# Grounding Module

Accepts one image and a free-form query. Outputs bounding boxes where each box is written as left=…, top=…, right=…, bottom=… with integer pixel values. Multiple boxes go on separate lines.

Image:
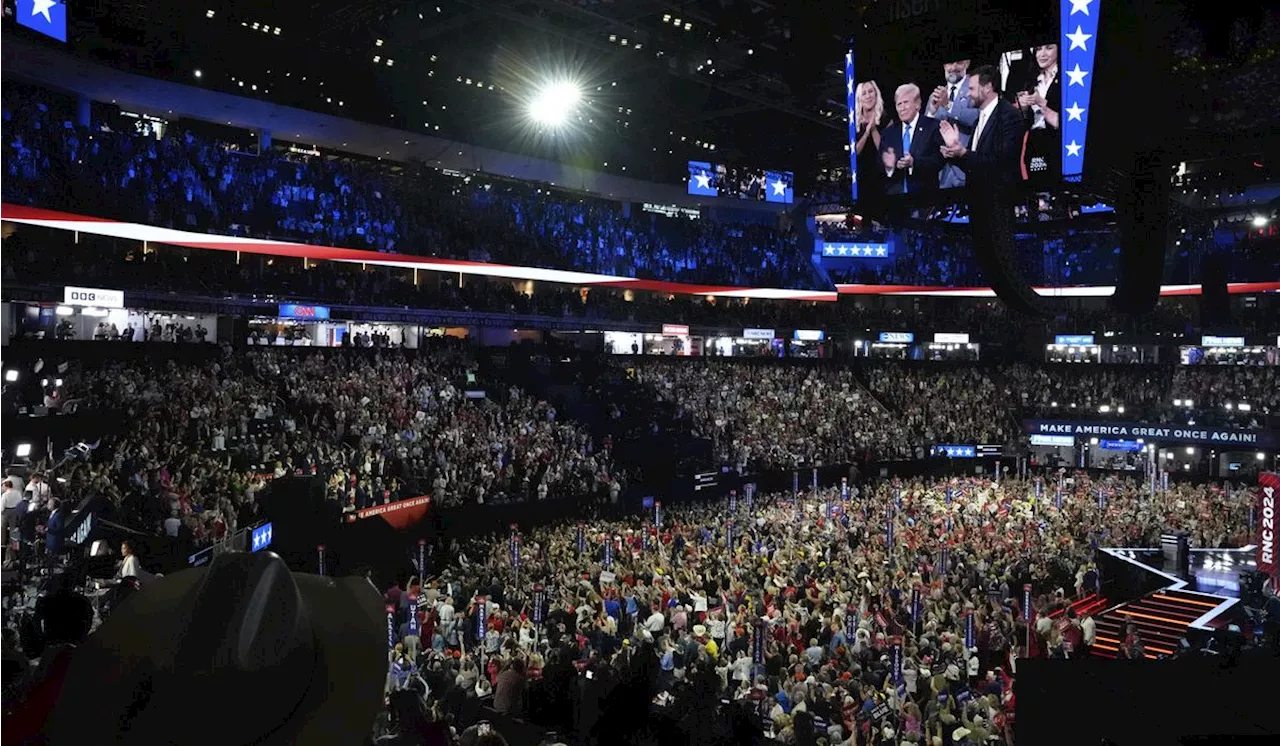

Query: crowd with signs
left=377, top=471, right=1254, bottom=744
left=17, top=345, right=619, bottom=562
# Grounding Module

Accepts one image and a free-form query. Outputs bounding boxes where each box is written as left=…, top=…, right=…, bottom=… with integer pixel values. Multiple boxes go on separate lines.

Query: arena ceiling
left=63, top=0, right=868, bottom=184
left=17, top=1, right=1277, bottom=190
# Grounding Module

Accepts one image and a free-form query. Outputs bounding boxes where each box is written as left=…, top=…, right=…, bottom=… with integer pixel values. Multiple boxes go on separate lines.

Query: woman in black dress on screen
left=1012, top=43, right=1061, bottom=186
left=853, top=80, right=889, bottom=199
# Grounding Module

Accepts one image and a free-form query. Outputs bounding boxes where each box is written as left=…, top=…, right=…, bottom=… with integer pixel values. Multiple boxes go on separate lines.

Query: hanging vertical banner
left=844, top=45, right=858, bottom=202
left=726, top=521, right=734, bottom=550
left=318, top=545, right=327, bottom=577
left=655, top=501, right=662, bottom=528
left=511, top=534, right=521, bottom=573
left=812, top=468, right=818, bottom=494
left=477, top=595, right=488, bottom=638
left=895, top=489, right=902, bottom=510
left=417, top=539, right=428, bottom=577
left=885, top=515, right=894, bottom=549
left=1161, top=471, right=1169, bottom=491
left=845, top=606, right=858, bottom=640
left=603, top=536, right=614, bottom=569
left=576, top=523, right=586, bottom=555
left=910, top=587, right=921, bottom=625
left=890, top=637, right=904, bottom=685
left=793, top=471, right=799, bottom=501
left=825, top=497, right=833, bottom=521
left=994, top=460, right=1001, bottom=486
left=1055, top=489, right=1063, bottom=511
left=407, top=594, right=420, bottom=637
left=965, top=612, right=976, bottom=649
left=745, top=482, right=755, bottom=511
left=945, top=487, right=953, bottom=505
left=1035, top=480, right=1043, bottom=499
left=939, top=547, right=949, bottom=576
left=753, top=619, right=767, bottom=668
left=1258, top=472, right=1278, bottom=587
left=1023, top=583, right=1034, bottom=626
left=729, top=489, right=737, bottom=513
left=1097, top=488, right=1106, bottom=510
left=841, top=478, right=850, bottom=501
left=533, top=585, right=546, bottom=626
left=386, top=604, right=397, bottom=650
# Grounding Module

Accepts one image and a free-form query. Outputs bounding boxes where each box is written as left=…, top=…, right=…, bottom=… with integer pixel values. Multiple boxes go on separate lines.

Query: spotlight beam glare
left=528, top=81, right=583, bottom=127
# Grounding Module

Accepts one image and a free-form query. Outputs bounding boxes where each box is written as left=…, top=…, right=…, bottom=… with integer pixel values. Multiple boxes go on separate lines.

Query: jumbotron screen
left=687, top=161, right=795, bottom=204
left=845, top=0, right=1099, bottom=201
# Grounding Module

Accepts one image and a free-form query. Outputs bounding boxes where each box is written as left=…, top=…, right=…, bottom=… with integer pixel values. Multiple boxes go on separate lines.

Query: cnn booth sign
left=63, top=286, right=125, bottom=309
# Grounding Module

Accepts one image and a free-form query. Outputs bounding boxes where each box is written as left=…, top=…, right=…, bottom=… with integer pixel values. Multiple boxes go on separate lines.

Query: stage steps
left=1090, top=589, right=1219, bottom=659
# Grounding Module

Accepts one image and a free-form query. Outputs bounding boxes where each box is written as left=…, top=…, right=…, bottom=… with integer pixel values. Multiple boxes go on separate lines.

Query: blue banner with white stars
left=844, top=46, right=858, bottom=202
left=251, top=522, right=273, bottom=552
left=822, top=242, right=891, bottom=259
left=932, top=445, right=977, bottom=459
left=1061, top=0, right=1100, bottom=179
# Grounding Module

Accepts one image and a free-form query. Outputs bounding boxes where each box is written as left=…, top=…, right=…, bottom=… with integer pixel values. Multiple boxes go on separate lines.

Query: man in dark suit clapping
left=879, top=83, right=944, bottom=195
left=938, top=65, right=1027, bottom=188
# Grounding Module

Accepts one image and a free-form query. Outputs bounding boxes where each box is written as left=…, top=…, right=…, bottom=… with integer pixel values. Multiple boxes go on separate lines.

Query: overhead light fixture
left=3, top=370, right=17, bottom=382
left=15, top=444, right=32, bottom=458
left=194, top=69, right=203, bottom=79
left=206, top=9, right=215, bottom=18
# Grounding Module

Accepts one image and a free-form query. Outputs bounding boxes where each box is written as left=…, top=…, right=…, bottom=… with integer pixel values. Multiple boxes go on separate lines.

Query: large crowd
left=620, top=359, right=1275, bottom=472
left=5, top=344, right=622, bottom=566
left=2, top=83, right=815, bottom=289
left=2, top=339, right=1275, bottom=744
left=362, top=471, right=1255, bottom=744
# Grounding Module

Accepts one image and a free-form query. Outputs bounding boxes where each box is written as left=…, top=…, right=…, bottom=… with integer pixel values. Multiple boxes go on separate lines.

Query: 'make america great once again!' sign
left=1023, top=420, right=1277, bottom=449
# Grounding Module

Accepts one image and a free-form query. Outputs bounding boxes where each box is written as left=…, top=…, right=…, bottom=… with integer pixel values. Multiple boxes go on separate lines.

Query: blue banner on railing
left=251, top=522, right=273, bottom=552
left=933, top=445, right=977, bottom=458
left=1099, top=439, right=1144, bottom=452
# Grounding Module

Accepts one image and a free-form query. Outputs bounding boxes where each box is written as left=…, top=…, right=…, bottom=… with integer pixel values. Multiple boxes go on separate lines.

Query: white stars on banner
left=1061, top=0, right=1100, bottom=178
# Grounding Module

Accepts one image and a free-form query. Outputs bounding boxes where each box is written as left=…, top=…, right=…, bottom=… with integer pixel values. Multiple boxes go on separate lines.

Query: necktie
left=972, top=110, right=987, bottom=153
left=948, top=84, right=958, bottom=106
left=902, top=123, right=913, bottom=193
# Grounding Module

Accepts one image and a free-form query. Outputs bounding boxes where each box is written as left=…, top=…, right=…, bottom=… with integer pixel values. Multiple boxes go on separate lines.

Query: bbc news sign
left=1259, top=472, right=1278, bottom=586
left=63, top=286, right=125, bottom=309
left=1024, top=420, right=1276, bottom=448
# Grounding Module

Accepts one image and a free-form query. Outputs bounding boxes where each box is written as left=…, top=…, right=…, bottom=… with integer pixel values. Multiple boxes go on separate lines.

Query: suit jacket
left=879, top=116, right=944, bottom=195
left=927, top=77, right=980, bottom=188
left=954, top=99, right=1026, bottom=187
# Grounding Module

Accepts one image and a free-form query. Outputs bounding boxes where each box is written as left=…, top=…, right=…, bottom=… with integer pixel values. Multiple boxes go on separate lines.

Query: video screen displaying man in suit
left=925, top=59, right=979, bottom=189
left=938, top=64, right=1028, bottom=187
left=878, top=83, right=944, bottom=196
left=859, top=46, right=1042, bottom=197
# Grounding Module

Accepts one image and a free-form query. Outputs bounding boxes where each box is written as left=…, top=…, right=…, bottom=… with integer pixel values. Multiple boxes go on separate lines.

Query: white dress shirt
left=970, top=97, right=999, bottom=152
left=1032, top=67, right=1057, bottom=129
left=887, top=115, right=920, bottom=177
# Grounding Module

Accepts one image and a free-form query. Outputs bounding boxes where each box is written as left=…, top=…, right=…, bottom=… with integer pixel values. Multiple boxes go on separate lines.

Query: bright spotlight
left=3, top=370, right=17, bottom=383
left=1252, top=215, right=1269, bottom=227
left=15, top=443, right=32, bottom=459
left=527, top=81, right=582, bottom=127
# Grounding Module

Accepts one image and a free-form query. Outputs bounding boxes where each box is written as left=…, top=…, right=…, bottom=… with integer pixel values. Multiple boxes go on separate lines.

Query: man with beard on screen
left=926, top=59, right=980, bottom=188
left=938, top=65, right=1026, bottom=188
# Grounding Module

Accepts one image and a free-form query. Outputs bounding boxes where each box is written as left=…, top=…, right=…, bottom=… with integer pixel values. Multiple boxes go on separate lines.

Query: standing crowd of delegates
left=15, top=343, right=620, bottom=567
left=377, top=471, right=1254, bottom=745
left=631, top=361, right=916, bottom=471
left=2, top=82, right=814, bottom=289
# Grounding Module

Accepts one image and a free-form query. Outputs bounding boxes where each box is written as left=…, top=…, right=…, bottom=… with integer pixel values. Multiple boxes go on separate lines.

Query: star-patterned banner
left=821, top=242, right=891, bottom=258
left=251, top=522, right=273, bottom=552
left=1061, top=0, right=1100, bottom=179
left=844, top=46, right=858, bottom=202
left=931, top=445, right=978, bottom=459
